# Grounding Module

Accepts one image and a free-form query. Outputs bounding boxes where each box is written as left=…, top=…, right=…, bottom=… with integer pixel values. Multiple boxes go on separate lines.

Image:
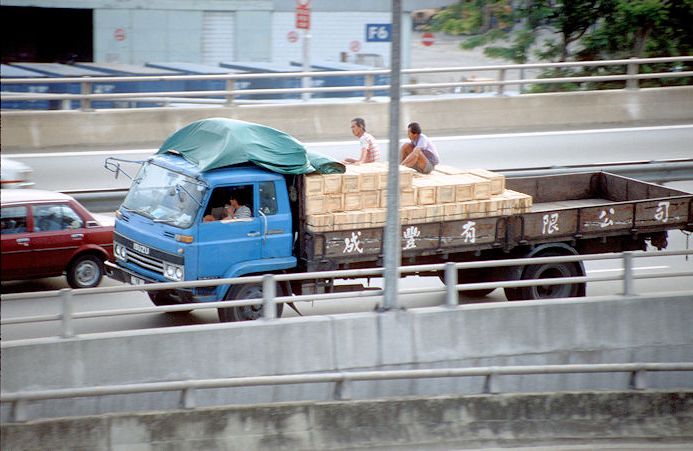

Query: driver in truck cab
left=203, top=190, right=252, bottom=222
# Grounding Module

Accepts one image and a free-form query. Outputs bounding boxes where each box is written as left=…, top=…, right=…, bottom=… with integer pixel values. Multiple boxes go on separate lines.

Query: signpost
left=296, top=0, right=311, bottom=100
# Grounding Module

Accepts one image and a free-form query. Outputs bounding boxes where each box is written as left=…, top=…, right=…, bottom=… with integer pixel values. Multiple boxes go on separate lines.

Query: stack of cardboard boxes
left=304, top=162, right=532, bottom=232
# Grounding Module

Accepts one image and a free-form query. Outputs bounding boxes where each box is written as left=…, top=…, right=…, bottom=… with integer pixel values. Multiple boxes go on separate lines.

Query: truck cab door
left=257, top=180, right=293, bottom=259
left=197, top=184, right=263, bottom=279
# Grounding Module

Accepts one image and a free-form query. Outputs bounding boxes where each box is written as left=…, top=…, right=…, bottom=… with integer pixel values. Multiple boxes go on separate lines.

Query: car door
left=0, top=204, right=34, bottom=280
left=197, top=184, right=263, bottom=279
left=29, top=202, right=85, bottom=278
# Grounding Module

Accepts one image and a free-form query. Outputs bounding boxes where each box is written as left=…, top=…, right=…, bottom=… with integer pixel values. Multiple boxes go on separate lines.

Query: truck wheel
left=218, top=282, right=285, bottom=322
left=504, top=254, right=585, bottom=301
left=67, top=254, right=104, bottom=289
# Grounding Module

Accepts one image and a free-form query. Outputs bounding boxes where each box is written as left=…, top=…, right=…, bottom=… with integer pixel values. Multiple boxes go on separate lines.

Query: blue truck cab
left=107, top=152, right=298, bottom=318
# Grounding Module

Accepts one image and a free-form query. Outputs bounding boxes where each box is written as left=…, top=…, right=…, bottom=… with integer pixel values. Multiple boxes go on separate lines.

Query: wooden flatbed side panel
left=601, top=172, right=684, bottom=201
left=635, top=198, right=691, bottom=229
left=401, top=223, right=440, bottom=252
left=506, top=173, right=596, bottom=203
left=580, top=203, right=634, bottom=233
left=322, top=228, right=383, bottom=258
left=518, top=210, right=579, bottom=241
left=441, top=217, right=502, bottom=247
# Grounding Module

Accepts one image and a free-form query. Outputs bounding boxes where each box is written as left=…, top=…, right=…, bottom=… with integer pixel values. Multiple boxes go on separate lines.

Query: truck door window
left=259, top=181, right=278, bottom=215
left=203, top=185, right=254, bottom=222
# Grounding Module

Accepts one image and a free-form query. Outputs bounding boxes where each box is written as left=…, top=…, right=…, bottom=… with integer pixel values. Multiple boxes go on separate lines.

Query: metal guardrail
left=2, top=56, right=691, bottom=109
left=2, top=250, right=692, bottom=339
left=2, top=362, right=692, bottom=422
left=63, top=159, right=693, bottom=213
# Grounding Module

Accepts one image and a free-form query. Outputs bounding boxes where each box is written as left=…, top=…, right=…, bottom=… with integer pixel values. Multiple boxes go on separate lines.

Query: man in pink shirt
left=400, top=122, right=440, bottom=174
left=343, top=117, right=380, bottom=165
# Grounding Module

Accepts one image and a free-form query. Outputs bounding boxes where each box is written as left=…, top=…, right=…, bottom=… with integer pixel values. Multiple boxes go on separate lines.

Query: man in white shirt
left=343, top=117, right=380, bottom=165
left=400, top=122, right=440, bottom=174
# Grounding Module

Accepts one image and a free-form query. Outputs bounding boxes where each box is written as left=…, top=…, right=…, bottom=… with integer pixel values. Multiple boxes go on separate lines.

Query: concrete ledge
left=2, top=86, right=692, bottom=150
left=2, top=293, right=692, bottom=422
left=2, top=391, right=692, bottom=450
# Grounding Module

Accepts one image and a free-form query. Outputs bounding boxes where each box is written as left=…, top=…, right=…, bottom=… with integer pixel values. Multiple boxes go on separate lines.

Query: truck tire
left=218, top=282, right=285, bottom=322
left=504, top=250, right=585, bottom=301
left=66, top=254, right=104, bottom=289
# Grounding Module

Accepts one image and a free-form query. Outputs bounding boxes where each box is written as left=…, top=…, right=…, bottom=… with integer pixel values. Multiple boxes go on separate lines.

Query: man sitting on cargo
left=343, top=117, right=380, bottom=165
left=400, top=122, right=440, bottom=174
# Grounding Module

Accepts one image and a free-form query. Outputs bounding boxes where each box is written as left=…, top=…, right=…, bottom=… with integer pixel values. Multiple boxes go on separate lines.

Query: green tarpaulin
left=157, top=118, right=344, bottom=175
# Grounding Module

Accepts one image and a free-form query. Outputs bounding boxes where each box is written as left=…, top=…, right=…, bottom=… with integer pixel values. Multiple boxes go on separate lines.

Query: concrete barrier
left=2, top=293, right=692, bottom=422
left=2, top=391, right=692, bottom=450
left=2, top=86, right=692, bottom=150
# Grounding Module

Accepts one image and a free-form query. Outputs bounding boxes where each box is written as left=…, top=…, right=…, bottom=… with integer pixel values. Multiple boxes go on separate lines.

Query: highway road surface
left=4, top=124, right=693, bottom=192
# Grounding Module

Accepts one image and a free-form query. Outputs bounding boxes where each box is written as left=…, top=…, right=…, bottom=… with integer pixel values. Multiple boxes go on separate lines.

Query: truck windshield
left=121, top=162, right=206, bottom=228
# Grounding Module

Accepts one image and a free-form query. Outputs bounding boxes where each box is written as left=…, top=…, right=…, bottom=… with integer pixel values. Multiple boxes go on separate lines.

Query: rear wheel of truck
left=504, top=251, right=586, bottom=301
left=218, top=282, right=285, bottom=322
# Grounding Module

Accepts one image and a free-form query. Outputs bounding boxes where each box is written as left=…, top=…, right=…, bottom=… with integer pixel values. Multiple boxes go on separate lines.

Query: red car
left=1, top=189, right=114, bottom=289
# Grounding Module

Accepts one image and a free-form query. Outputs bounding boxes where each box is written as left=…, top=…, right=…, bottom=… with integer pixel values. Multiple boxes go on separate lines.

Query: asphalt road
left=4, top=123, right=693, bottom=192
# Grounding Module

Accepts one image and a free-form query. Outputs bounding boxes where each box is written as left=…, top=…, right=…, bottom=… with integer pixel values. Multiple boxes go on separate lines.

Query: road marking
left=6, top=124, right=692, bottom=158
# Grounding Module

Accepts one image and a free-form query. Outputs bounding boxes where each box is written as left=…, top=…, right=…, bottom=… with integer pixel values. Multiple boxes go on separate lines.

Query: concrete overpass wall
left=2, top=293, right=692, bottom=422
left=3, top=391, right=692, bottom=450
left=2, top=86, right=692, bottom=150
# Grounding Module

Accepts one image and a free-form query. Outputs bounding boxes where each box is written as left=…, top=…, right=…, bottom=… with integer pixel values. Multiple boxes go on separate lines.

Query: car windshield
left=122, top=162, right=206, bottom=228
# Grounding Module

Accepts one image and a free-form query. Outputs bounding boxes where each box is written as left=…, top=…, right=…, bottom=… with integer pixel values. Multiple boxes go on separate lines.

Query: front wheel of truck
left=218, top=282, right=285, bottom=322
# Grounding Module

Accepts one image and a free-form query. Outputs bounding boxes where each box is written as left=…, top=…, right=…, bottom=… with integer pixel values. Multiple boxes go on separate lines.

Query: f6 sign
left=365, top=24, right=392, bottom=42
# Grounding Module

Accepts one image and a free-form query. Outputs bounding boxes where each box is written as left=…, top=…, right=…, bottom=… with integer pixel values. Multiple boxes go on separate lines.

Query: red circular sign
left=287, top=30, right=299, bottom=43
left=349, top=40, right=361, bottom=53
left=422, top=32, right=435, bottom=47
left=114, top=28, right=126, bottom=42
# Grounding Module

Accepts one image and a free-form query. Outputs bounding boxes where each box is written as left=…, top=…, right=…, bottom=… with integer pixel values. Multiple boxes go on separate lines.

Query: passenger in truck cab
left=203, top=188, right=253, bottom=222
left=400, top=122, right=440, bottom=174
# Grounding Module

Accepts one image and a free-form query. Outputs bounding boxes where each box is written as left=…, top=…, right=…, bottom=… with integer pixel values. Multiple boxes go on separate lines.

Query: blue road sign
left=365, top=24, right=392, bottom=42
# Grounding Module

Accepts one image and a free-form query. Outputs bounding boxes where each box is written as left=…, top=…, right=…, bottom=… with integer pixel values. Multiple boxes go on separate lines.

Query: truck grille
left=114, top=232, right=183, bottom=276
left=124, top=248, right=164, bottom=274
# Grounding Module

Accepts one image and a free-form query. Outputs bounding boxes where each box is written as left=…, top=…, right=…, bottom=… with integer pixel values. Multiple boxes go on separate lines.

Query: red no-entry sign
left=422, top=32, right=435, bottom=47
left=114, top=28, right=126, bottom=42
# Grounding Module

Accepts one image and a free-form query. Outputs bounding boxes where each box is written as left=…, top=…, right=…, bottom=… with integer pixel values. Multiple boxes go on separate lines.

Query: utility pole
left=382, top=0, right=402, bottom=310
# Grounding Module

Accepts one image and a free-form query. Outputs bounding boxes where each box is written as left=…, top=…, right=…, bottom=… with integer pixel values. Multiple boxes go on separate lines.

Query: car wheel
left=67, top=255, right=104, bottom=289
left=218, top=282, right=285, bottom=322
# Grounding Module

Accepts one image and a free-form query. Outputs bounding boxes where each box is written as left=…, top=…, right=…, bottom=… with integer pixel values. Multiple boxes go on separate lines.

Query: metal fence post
left=623, top=251, right=635, bottom=296
left=496, top=69, right=506, bottom=96
left=626, top=58, right=639, bottom=90
left=364, top=74, right=374, bottom=102
left=334, top=376, right=352, bottom=400
left=484, top=372, right=499, bottom=394
left=61, top=288, right=75, bottom=338
left=80, top=81, right=91, bottom=111
left=630, top=369, right=647, bottom=390
left=12, top=399, right=28, bottom=423
left=444, top=262, right=458, bottom=307
left=225, top=79, right=235, bottom=106
left=181, top=387, right=196, bottom=408
left=263, top=274, right=277, bottom=320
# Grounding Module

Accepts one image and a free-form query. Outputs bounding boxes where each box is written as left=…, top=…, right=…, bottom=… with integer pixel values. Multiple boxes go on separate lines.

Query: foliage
left=436, top=0, right=692, bottom=92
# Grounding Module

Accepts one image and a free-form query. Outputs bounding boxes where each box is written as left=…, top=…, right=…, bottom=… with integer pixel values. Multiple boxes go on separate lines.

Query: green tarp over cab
left=157, top=118, right=345, bottom=174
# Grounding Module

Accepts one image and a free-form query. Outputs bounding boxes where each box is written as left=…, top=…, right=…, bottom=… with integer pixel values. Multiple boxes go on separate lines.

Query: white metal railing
left=1, top=56, right=691, bottom=109
left=1, top=249, right=692, bottom=339
left=2, top=362, right=692, bottom=422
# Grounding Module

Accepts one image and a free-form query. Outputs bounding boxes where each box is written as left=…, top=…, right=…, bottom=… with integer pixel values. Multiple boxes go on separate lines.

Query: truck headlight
left=164, top=263, right=184, bottom=281
left=114, top=243, right=127, bottom=260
